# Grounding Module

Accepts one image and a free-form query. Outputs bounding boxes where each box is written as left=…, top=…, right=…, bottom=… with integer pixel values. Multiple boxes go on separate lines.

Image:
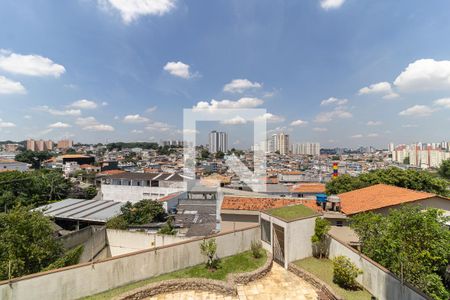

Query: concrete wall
left=328, top=234, right=428, bottom=300
left=59, top=226, right=107, bottom=263
left=101, top=184, right=186, bottom=203
left=0, top=226, right=260, bottom=300
left=367, top=196, right=450, bottom=216
left=106, top=229, right=193, bottom=256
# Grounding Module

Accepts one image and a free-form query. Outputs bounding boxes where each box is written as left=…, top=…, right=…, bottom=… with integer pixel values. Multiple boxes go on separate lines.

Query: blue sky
left=1, top=0, right=450, bottom=148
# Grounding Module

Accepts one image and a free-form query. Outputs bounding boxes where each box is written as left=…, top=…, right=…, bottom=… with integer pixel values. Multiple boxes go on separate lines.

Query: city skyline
left=1, top=1, right=450, bottom=147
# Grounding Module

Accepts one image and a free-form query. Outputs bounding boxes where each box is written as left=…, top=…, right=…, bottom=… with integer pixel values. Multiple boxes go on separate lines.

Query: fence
left=0, top=225, right=260, bottom=300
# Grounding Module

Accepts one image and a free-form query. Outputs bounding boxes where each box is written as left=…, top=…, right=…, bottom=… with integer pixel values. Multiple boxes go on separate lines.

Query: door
left=272, top=224, right=285, bottom=266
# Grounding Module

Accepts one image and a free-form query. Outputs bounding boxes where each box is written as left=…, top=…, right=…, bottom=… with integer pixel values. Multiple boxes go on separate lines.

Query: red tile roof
left=338, top=184, right=438, bottom=215
left=290, top=183, right=326, bottom=194
left=98, top=170, right=126, bottom=176
left=222, top=196, right=322, bottom=213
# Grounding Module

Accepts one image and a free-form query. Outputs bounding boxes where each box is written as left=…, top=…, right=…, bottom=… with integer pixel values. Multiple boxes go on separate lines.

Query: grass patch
left=82, top=250, right=267, bottom=300
left=266, top=204, right=317, bottom=221
left=294, top=257, right=372, bottom=300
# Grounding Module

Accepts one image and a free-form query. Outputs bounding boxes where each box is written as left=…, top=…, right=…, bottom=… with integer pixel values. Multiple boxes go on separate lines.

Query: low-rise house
left=289, top=182, right=326, bottom=198
left=0, top=159, right=29, bottom=172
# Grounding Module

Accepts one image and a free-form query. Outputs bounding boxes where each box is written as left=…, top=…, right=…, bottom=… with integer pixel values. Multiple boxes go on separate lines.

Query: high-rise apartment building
left=292, top=142, right=320, bottom=156
left=57, top=139, right=74, bottom=150
left=270, top=133, right=289, bottom=155
left=26, top=139, right=54, bottom=151
left=208, top=131, right=228, bottom=153
left=391, top=142, right=450, bottom=168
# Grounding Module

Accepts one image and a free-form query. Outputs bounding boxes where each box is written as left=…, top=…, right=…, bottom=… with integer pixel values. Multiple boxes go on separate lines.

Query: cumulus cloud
left=123, top=114, right=149, bottom=123
left=351, top=134, right=363, bottom=138
left=358, top=82, right=399, bottom=99
left=0, top=75, right=26, bottom=94
left=314, top=108, right=352, bottom=123
left=394, top=59, right=450, bottom=92
left=49, top=122, right=71, bottom=128
left=146, top=106, right=157, bottom=113
left=399, top=105, right=434, bottom=117
left=320, top=97, right=348, bottom=106
left=367, top=133, right=379, bottom=137
left=434, top=97, right=450, bottom=108
left=193, top=97, right=263, bottom=111
left=131, top=129, right=143, bottom=134
left=367, top=120, right=382, bottom=126
left=256, top=113, right=285, bottom=123
left=320, top=0, right=345, bottom=10
left=100, top=0, right=176, bottom=24
left=69, top=99, right=98, bottom=109
left=223, top=79, right=262, bottom=93
left=145, top=121, right=172, bottom=132
left=402, top=124, right=418, bottom=128
left=76, top=116, right=114, bottom=131
left=290, top=119, right=308, bottom=126
left=313, top=127, right=328, bottom=132
left=221, top=116, right=247, bottom=125
left=37, top=106, right=81, bottom=116
left=0, top=118, right=16, bottom=128
left=163, top=61, right=192, bottom=79
left=0, top=49, right=65, bottom=77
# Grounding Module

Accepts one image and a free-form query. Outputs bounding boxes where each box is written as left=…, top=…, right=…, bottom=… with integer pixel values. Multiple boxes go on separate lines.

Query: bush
left=158, top=216, right=176, bottom=235
left=106, top=215, right=128, bottom=230
left=311, top=218, right=330, bottom=258
left=417, top=273, right=450, bottom=300
left=200, top=238, right=219, bottom=270
left=43, top=245, right=84, bottom=271
left=332, top=256, right=362, bottom=290
left=250, top=240, right=263, bottom=259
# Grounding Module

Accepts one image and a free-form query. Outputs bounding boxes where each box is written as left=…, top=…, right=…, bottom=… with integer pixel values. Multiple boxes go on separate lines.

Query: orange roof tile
left=338, top=184, right=438, bottom=215
left=98, top=170, right=126, bottom=176
left=222, top=196, right=322, bottom=213
left=290, top=183, right=326, bottom=194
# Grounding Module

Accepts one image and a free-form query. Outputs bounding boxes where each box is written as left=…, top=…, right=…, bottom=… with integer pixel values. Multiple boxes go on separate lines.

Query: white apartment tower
left=292, top=142, right=321, bottom=156
left=208, top=131, right=228, bottom=153
left=270, top=133, right=289, bottom=155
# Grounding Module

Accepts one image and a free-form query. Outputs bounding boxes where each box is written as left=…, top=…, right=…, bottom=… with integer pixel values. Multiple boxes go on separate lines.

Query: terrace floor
left=145, top=264, right=318, bottom=300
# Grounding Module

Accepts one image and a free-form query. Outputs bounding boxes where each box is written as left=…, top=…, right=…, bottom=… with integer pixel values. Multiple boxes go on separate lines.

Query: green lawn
left=82, top=250, right=267, bottom=300
left=266, top=204, right=317, bottom=221
left=294, top=257, right=372, bottom=300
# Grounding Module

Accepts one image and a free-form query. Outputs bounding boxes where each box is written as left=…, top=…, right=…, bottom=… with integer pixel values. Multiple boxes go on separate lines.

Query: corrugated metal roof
left=35, top=199, right=124, bottom=223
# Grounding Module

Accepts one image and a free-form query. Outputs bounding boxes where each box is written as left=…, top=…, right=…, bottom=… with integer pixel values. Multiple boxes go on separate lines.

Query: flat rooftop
left=266, top=204, right=318, bottom=221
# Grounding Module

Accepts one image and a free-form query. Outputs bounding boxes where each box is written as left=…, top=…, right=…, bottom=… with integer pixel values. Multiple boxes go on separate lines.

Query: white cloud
left=256, top=113, right=285, bottom=123
left=394, top=59, right=450, bottom=92
left=24, top=115, right=32, bottom=119
left=221, top=116, right=247, bottom=125
left=181, top=128, right=199, bottom=135
left=399, top=105, right=434, bottom=117
left=131, top=129, right=143, bottom=134
left=100, top=0, right=176, bottom=24
left=367, top=120, right=382, bottom=126
left=402, top=124, right=418, bottom=128
left=320, top=97, right=348, bottom=106
left=0, top=75, right=26, bottom=94
left=69, top=99, right=98, bottom=109
left=163, top=61, right=192, bottom=79
left=320, top=0, right=345, bottom=10
left=223, top=79, right=262, bottom=93
left=37, top=106, right=81, bottom=116
left=123, top=114, right=149, bottom=123
left=314, top=108, right=352, bottom=123
left=290, top=119, right=308, bottom=126
left=101, top=101, right=108, bottom=106
left=193, top=97, right=264, bottom=111
left=145, top=121, right=172, bottom=132
left=0, top=118, right=16, bottom=128
left=313, top=127, right=328, bottom=132
left=0, top=49, right=65, bottom=77
left=75, top=116, right=114, bottom=131
left=358, top=82, right=399, bottom=99
left=146, top=105, right=157, bottom=113
left=351, top=134, right=363, bottom=138
left=49, top=122, right=71, bottom=128
left=434, top=97, right=450, bottom=108
left=367, top=133, right=379, bottom=137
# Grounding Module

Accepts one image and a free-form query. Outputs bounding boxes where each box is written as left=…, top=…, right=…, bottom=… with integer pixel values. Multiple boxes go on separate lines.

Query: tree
left=158, top=216, right=176, bottom=235
left=326, top=168, right=449, bottom=197
left=333, top=256, right=362, bottom=290
left=403, top=157, right=410, bottom=165
left=311, top=218, right=331, bottom=258
left=15, top=150, right=53, bottom=169
left=350, top=206, right=450, bottom=299
left=107, top=200, right=167, bottom=229
left=200, top=238, right=219, bottom=270
left=200, top=149, right=210, bottom=159
left=43, top=245, right=84, bottom=271
left=438, top=159, right=450, bottom=180
left=0, top=206, right=64, bottom=280
left=215, top=151, right=225, bottom=159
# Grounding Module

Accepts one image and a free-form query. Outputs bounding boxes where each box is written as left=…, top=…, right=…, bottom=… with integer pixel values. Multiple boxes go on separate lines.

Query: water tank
left=316, top=194, right=327, bottom=207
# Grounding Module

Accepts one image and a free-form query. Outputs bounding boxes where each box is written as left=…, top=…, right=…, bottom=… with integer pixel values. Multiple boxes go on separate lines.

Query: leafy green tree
left=326, top=168, right=449, bottom=197
left=106, top=215, right=128, bottom=230
left=215, top=151, right=225, bottom=159
left=438, top=159, right=450, bottom=180
left=417, top=274, right=450, bottom=300
left=158, top=216, right=176, bottom=235
left=0, top=206, right=64, bottom=280
left=15, top=150, right=53, bottom=169
left=107, top=200, right=167, bottom=229
left=43, top=245, right=84, bottom=271
left=333, top=256, right=362, bottom=290
left=350, top=206, right=450, bottom=299
left=200, top=149, right=210, bottom=159
left=200, top=238, right=218, bottom=270
left=311, top=218, right=331, bottom=258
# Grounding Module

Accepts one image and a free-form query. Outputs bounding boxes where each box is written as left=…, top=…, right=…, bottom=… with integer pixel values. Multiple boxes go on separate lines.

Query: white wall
left=285, top=217, right=316, bottom=264
left=101, top=184, right=186, bottom=203
left=106, top=229, right=193, bottom=256
left=328, top=235, right=428, bottom=300
left=0, top=226, right=260, bottom=300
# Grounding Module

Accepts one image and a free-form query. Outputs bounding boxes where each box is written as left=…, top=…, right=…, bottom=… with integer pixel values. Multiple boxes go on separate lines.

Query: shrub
left=43, top=245, right=84, bottom=271
left=311, top=218, right=330, bottom=258
left=106, top=215, right=128, bottom=230
left=332, top=256, right=362, bottom=290
left=251, top=240, right=263, bottom=259
left=200, top=238, right=218, bottom=270
left=158, top=216, right=176, bottom=235
left=417, top=273, right=450, bottom=300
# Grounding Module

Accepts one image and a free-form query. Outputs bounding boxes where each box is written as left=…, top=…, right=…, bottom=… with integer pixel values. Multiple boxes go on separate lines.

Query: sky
left=1, top=0, right=450, bottom=148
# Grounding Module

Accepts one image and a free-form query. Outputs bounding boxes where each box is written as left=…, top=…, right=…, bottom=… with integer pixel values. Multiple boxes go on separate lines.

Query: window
left=261, top=219, right=271, bottom=244
left=336, top=220, right=343, bottom=227
left=151, top=180, right=159, bottom=187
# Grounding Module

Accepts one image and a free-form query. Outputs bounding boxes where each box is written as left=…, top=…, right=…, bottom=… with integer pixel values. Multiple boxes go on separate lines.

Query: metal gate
left=272, top=224, right=285, bottom=266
